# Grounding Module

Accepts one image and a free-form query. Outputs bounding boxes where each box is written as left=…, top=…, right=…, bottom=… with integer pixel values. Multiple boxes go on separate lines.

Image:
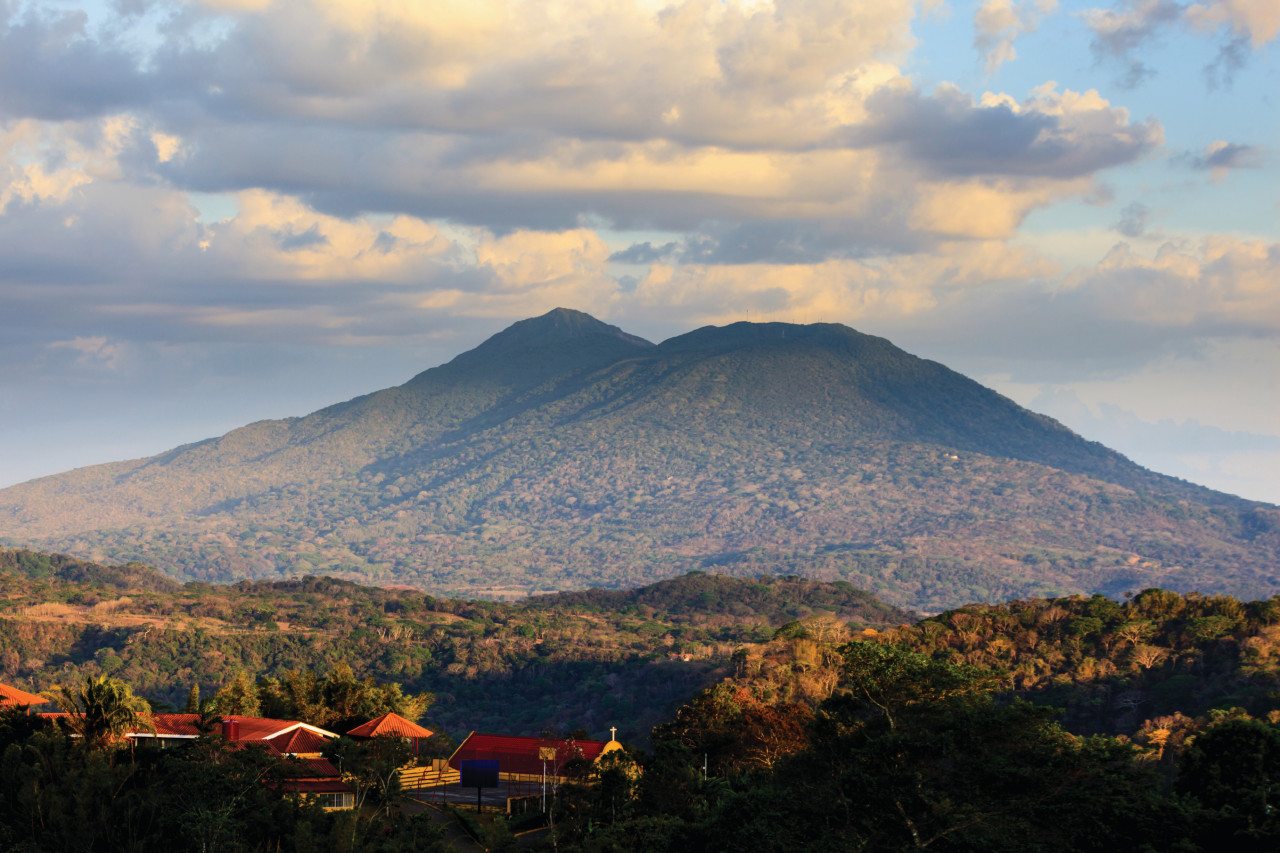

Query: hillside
left=0, top=548, right=910, bottom=741
left=1, top=309, right=1277, bottom=612
left=7, top=551, right=1279, bottom=852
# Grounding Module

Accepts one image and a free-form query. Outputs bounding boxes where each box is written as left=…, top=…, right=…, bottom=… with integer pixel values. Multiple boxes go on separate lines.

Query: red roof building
left=39, top=709, right=355, bottom=807
left=147, top=714, right=352, bottom=807
left=346, top=712, right=433, bottom=740
left=266, top=726, right=332, bottom=756
left=0, top=682, right=49, bottom=707
left=448, top=732, right=621, bottom=782
left=112, top=714, right=340, bottom=755
left=274, top=756, right=352, bottom=809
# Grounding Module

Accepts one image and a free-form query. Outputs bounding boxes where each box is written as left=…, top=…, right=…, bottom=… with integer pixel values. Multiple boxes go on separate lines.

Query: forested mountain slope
left=1, top=309, right=1276, bottom=612
left=0, top=549, right=910, bottom=741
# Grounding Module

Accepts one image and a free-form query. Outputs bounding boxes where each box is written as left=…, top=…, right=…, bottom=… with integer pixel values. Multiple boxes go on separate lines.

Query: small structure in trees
left=347, top=710, right=433, bottom=754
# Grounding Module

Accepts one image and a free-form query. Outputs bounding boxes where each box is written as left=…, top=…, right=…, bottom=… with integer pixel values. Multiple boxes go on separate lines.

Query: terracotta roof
left=0, top=683, right=49, bottom=706
left=222, top=716, right=338, bottom=741
left=347, top=712, right=433, bottom=739
left=149, top=713, right=201, bottom=736
left=449, top=733, right=610, bottom=776
left=266, top=727, right=330, bottom=755
left=292, top=757, right=341, bottom=777
left=62, top=713, right=341, bottom=743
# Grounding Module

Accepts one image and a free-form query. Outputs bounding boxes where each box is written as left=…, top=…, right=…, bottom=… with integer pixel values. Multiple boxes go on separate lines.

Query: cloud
left=1186, top=0, right=1280, bottom=47
left=0, top=5, right=156, bottom=121
left=1031, top=388, right=1280, bottom=453
left=618, top=239, right=1060, bottom=329
left=599, top=228, right=1266, bottom=393
left=860, top=83, right=1162, bottom=180
left=1113, top=201, right=1150, bottom=237
left=973, top=0, right=1058, bottom=73
left=0, top=0, right=1163, bottom=255
left=1083, top=0, right=1184, bottom=87
left=1062, top=237, right=1280, bottom=335
left=609, top=241, right=680, bottom=265
left=46, top=336, right=129, bottom=370
left=1183, top=140, right=1266, bottom=179
left=1083, top=0, right=1279, bottom=87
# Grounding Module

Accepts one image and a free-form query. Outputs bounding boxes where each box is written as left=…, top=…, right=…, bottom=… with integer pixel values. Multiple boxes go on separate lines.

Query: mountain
left=1, top=308, right=1277, bottom=612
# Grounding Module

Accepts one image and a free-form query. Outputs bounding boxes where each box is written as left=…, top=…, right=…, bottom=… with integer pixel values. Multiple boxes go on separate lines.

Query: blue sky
left=0, top=0, right=1276, bottom=501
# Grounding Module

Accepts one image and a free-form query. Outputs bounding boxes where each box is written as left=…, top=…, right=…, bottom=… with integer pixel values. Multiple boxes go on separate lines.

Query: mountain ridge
left=0, top=309, right=1275, bottom=611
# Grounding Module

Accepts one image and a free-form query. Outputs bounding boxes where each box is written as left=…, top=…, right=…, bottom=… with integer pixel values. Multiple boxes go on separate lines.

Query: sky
left=0, top=0, right=1276, bottom=502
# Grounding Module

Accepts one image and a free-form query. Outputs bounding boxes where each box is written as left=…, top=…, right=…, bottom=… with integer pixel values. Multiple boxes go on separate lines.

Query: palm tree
left=48, top=675, right=153, bottom=751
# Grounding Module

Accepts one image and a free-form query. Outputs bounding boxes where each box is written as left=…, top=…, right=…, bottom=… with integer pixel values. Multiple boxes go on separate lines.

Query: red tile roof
left=266, top=727, right=330, bottom=755
left=346, top=712, right=433, bottom=739
left=449, top=733, right=610, bottom=776
left=0, top=683, right=49, bottom=706
left=292, top=757, right=341, bottom=777
left=50, top=713, right=341, bottom=745
left=149, top=713, right=202, bottom=736
left=222, top=716, right=337, bottom=741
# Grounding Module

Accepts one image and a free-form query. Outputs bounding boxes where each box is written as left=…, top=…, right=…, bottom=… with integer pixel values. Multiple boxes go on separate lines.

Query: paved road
left=400, top=797, right=486, bottom=852
left=401, top=795, right=553, bottom=850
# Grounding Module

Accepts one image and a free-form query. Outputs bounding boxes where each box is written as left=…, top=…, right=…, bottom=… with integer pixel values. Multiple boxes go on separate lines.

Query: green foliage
left=879, top=590, right=1280, bottom=734
left=214, top=670, right=261, bottom=716
left=1176, top=717, right=1280, bottom=850
left=1, top=553, right=909, bottom=742
left=565, top=639, right=1188, bottom=853
left=836, top=641, right=1001, bottom=728
left=48, top=674, right=154, bottom=751
left=257, top=663, right=432, bottom=731
left=0, top=724, right=447, bottom=852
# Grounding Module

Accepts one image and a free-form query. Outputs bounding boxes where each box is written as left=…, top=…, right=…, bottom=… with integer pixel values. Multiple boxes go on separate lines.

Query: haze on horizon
left=0, top=0, right=1277, bottom=502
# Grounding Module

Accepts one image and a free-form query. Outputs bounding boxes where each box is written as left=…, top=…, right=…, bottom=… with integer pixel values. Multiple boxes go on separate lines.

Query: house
left=347, top=711, right=433, bottom=742
left=160, top=715, right=354, bottom=809
left=121, top=713, right=340, bottom=752
left=449, top=731, right=623, bottom=784
left=414, top=730, right=625, bottom=812
left=41, top=711, right=355, bottom=809
left=0, top=682, right=48, bottom=709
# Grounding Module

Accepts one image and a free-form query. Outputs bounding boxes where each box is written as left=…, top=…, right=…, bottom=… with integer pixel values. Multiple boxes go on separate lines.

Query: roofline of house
left=445, top=730, right=475, bottom=768
left=263, top=720, right=340, bottom=739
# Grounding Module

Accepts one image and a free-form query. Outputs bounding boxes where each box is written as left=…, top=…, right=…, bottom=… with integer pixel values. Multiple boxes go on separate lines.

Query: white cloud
left=1083, top=0, right=1279, bottom=86
left=47, top=336, right=129, bottom=370
left=1063, top=236, right=1280, bottom=332
left=1186, top=0, right=1280, bottom=47
left=973, top=0, right=1058, bottom=73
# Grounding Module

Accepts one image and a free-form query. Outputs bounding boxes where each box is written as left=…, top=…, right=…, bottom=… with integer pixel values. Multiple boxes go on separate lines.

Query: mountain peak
left=455, top=308, right=652, bottom=364
left=404, top=308, right=652, bottom=389
left=658, top=319, right=880, bottom=355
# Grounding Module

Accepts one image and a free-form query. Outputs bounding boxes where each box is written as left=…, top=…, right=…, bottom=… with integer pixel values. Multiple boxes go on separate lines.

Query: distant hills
left=1, top=308, right=1277, bottom=612
left=0, top=547, right=911, bottom=739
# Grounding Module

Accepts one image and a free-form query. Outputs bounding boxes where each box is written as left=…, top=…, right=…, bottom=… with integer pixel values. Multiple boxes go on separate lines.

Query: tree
left=691, top=640, right=1178, bottom=852
left=835, top=641, right=1000, bottom=730
left=1177, top=717, right=1280, bottom=850
left=212, top=670, right=260, bottom=716
left=48, top=675, right=153, bottom=752
left=257, top=663, right=433, bottom=730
